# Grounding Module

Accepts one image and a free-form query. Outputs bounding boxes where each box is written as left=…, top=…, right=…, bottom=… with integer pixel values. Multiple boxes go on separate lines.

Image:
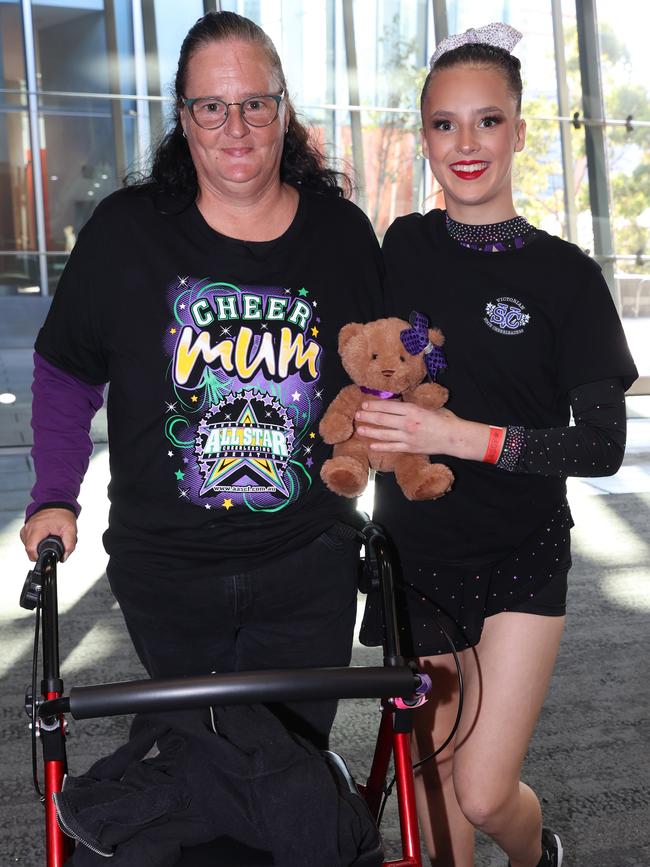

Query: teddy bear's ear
left=428, top=327, right=445, bottom=347
left=338, top=322, right=365, bottom=353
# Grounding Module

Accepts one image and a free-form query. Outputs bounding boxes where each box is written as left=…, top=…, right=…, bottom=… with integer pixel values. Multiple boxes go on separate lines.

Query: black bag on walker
left=54, top=703, right=383, bottom=867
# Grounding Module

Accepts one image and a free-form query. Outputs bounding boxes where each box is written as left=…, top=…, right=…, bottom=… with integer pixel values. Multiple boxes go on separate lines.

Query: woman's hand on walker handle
left=355, top=399, right=494, bottom=460
left=21, top=508, right=77, bottom=562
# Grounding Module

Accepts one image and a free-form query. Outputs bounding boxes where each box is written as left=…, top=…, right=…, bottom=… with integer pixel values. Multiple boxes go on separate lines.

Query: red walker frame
left=22, top=523, right=430, bottom=867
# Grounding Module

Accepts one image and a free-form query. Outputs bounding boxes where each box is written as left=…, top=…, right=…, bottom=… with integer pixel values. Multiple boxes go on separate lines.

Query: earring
left=285, top=127, right=289, bottom=134
left=182, top=129, right=187, bottom=139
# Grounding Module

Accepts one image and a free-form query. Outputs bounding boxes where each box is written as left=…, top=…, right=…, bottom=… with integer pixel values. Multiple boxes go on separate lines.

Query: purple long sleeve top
left=26, top=352, right=106, bottom=521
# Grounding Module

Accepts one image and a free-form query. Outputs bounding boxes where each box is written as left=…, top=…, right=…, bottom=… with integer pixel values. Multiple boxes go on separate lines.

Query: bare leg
left=412, top=653, right=474, bottom=867
left=452, top=612, right=565, bottom=867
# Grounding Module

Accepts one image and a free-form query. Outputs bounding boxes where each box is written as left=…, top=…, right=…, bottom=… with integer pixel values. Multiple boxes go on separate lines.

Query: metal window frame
left=576, top=0, right=618, bottom=304
left=551, top=0, right=578, bottom=245
left=19, top=0, right=48, bottom=295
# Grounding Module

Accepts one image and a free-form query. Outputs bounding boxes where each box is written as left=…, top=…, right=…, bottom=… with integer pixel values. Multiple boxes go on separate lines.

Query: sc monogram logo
left=484, top=296, right=531, bottom=336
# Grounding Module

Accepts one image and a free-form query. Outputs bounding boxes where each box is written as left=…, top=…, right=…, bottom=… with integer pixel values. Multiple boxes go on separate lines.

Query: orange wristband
left=483, top=425, right=506, bottom=464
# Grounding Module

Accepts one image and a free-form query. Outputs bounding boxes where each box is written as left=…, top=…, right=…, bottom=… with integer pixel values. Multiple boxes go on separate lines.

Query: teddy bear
left=319, top=313, right=454, bottom=501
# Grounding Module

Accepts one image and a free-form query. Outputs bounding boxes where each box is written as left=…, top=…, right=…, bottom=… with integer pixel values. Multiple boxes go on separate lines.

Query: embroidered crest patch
left=484, top=296, right=530, bottom=336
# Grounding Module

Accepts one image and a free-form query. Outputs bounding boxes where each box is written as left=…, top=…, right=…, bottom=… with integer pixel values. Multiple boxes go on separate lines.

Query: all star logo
left=195, top=391, right=294, bottom=497
left=484, top=296, right=530, bottom=336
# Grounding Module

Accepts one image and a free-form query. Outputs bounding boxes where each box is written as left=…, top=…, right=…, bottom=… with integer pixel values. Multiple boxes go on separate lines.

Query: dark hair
left=130, top=11, right=350, bottom=198
left=420, top=43, right=523, bottom=114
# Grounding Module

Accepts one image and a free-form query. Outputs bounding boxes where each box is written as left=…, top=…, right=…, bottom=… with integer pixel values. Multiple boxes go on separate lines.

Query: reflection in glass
left=0, top=253, right=40, bottom=296
left=40, top=99, right=118, bottom=251
left=597, top=0, right=650, bottom=377
left=39, top=96, right=142, bottom=252
left=0, top=110, right=36, bottom=252
left=0, top=0, right=25, bottom=106
left=32, top=2, right=134, bottom=99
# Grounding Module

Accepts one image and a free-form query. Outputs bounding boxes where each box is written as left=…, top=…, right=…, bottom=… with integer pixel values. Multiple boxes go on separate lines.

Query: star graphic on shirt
left=165, top=402, right=177, bottom=413
left=220, top=326, right=232, bottom=336
left=169, top=328, right=177, bottom=335
left=298, top=288, right=309, bottom=297
left=222, top=498, right=234, bottom=510
left=311, top=326, right=319, bottom=337
left=309, top=432, right=316, bottom=439
left=178, top=488, right=189, bottom=498
left=261, top=323, right=268, bottom=330
left=306, top=457, right=314, bottom=468
left=198, top=400, right=290, bottom=498
left=175, top=469, right=185, bottom=481
left=191, top=395, right=198, bottom=403
left=167, top=450, right=174, bottom=457
left=291, top=391, right=301, bottom=402
left=304, top=446, right=312, bottom=455
left=315, top=390, right=323, bottom=400
left=179, top=303, right=186, bottom=310
left=205, top=504, right=211, bottom=509
left=178, top=276, right=188, bottom=287
left=284, top=288, right=291, bottom=295
left=313, top=301, right=318, bottom=308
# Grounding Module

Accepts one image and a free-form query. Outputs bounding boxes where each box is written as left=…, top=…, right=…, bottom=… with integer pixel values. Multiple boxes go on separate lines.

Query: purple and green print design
left=163, top=277, right=323, bottom=513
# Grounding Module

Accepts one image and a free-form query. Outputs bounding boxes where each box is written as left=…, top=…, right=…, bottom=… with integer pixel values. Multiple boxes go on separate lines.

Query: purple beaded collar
left=445, top=212, right=536, bottom=253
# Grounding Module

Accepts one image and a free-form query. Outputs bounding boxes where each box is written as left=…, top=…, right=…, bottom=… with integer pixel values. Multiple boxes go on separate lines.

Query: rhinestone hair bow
left=400, top=312, right=447, bottom=381
left=429, top=22, right=522, bottom=68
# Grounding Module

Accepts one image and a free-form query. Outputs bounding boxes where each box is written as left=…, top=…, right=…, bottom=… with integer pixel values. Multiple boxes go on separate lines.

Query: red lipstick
left=449, top=160, right=489, bottom=180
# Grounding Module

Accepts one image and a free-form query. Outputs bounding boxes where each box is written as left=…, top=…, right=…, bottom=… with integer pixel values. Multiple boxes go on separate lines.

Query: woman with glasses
left=22, top=11, right=383, bottom=752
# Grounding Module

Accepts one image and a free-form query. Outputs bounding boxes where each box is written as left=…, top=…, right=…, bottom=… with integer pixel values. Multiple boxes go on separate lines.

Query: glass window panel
left=596, top=0, right=650, bottom=377
left=0, top=1, right=26, bottom=109
left=0, top=253, right=41, bottom=296
left=0, top=109, right=36, bottom=251
left=47, top=250, right=69, bottom=293
left=39, top=95, right=140, bottom=251
left=143, top=1, right=204, bottom=99
left=357, top=109, right=422, bottom=240
left=445, top=1, right=560, bottom=98
left=329, top=1, right=431, bottom=221
left=33, top=1, right=134, bottom=98
left=513, top=118, right=564, bottom=234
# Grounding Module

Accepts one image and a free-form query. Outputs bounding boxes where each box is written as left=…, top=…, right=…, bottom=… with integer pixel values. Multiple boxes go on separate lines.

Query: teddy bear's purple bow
left=400, top=311, right=447, bottom=381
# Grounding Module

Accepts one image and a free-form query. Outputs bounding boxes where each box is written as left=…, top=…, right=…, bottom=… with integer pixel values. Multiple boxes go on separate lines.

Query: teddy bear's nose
left=382, top=369, right=395, bottom=377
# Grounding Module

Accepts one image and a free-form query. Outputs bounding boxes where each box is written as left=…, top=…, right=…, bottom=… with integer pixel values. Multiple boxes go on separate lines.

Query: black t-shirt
left=36, top=184, right=383, bottom=573
left=375, top=209, right=637, bottom=569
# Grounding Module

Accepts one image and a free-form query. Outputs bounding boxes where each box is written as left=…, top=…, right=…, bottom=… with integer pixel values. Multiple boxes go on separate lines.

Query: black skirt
left=360, top=500, right=573, bottom=656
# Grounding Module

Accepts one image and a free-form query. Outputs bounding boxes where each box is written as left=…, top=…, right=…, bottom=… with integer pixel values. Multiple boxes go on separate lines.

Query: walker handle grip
left=37, top=535, right=65, bottom=561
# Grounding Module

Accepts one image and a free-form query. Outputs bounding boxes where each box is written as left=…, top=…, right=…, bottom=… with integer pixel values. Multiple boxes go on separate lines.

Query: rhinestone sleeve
left=496, top=379, right=626, bottom=477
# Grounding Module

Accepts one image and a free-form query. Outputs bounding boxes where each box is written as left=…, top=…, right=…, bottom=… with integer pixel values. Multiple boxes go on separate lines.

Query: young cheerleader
left=356, top=23, right=637, bottom=867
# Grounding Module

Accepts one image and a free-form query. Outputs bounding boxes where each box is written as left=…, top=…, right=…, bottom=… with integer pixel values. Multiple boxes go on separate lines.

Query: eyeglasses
left=181, top=92, right=284, bottom=130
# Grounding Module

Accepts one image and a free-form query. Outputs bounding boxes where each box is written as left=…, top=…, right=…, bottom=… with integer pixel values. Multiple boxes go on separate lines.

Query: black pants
left=107, top=522, right=360, bottom=748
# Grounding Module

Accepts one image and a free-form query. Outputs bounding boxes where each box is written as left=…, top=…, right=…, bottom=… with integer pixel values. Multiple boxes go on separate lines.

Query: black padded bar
left=54, top=666, right=416, bottom=721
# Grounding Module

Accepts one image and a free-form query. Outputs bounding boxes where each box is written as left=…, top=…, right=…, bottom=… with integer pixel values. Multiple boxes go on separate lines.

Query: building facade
left=0, top=0, right=648, bottom=383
